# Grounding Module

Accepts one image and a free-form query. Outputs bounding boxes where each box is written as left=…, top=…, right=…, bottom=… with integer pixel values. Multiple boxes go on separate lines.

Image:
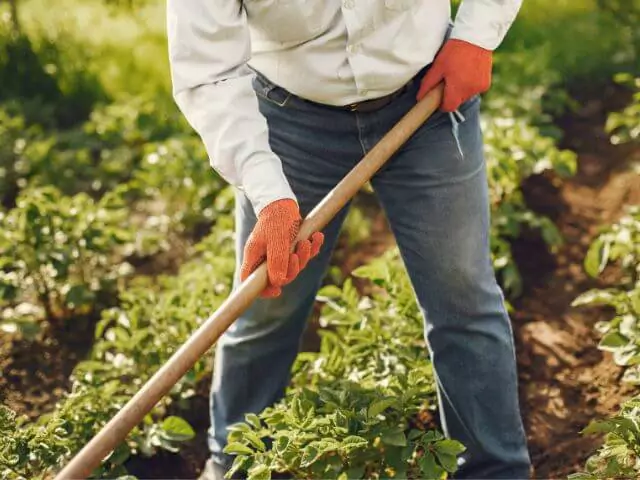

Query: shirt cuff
left=239, top=152, right=297, bottom=215
left=451, top=1, right=522, bottom=51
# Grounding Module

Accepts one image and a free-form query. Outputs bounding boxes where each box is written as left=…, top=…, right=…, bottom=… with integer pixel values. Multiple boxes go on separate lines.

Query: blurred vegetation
left=0, top=0, right=638, bottom=478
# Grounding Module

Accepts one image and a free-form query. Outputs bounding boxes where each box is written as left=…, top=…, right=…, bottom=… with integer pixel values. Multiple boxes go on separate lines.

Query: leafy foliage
left=572, top=208, right=640, bottom=479
left=482, top=54, right=577, bottom=297
left=569, top=396, right=640, bottom=480
left=606, top=74, right=640, bottom=146
left=224, top=252, right=464, bottom=479
left=0, top=107, right=44, bottom=205
left=1, top=96, right=189, bottom=199
left=0, top=226, right=235, bottom=479
left=0, top=186, right=134, bottom=333
left=572, top=208, right=640, bottom=383
left=2, top=1, right=625, bottom=478
left=129, top=136, right=231, bottom=235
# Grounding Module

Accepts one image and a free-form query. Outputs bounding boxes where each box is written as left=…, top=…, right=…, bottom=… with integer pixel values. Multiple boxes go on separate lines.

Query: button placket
left=341, top=2, right=368, bottom=101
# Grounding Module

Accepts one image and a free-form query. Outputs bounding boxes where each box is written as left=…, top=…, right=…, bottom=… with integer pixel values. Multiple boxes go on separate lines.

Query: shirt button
left=347, top=43, right=361, bottom=54
left=360, top=89, right=369, bottom=96
left=343, top=0, right=354, bottom=8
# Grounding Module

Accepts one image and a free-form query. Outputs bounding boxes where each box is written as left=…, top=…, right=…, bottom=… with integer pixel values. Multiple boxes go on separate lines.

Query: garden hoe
left=53, top=83, right=445, bottom=480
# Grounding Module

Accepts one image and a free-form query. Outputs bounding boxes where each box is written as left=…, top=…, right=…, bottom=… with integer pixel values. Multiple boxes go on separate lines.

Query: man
left=167, top=1, right=531, bottom=478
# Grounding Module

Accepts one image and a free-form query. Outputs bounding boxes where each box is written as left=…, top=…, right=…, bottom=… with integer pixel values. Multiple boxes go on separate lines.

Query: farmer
left=167, top=1, right=530, bottom=478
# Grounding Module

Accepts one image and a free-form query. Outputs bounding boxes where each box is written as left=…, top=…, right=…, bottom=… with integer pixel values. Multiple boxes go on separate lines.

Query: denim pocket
left=252, top=73, right=293, bottom=107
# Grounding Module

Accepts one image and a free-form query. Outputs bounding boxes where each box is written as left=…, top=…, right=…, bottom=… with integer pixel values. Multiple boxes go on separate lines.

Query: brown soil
left=0, top=318, right=96, bottom=420
left=512, top=82, right=640, bottom=479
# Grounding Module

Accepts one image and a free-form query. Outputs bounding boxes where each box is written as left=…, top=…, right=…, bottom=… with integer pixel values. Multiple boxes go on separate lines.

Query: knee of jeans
left=426, top=257, right=504, bottom=319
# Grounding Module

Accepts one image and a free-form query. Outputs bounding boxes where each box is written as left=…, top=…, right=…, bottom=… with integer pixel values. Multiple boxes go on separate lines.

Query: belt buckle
left=347, top=102, right=360, bottom=112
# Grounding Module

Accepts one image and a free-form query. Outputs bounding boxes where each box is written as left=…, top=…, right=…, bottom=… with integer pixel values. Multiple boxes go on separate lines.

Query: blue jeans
left=208, top=70, right=531, bottom=479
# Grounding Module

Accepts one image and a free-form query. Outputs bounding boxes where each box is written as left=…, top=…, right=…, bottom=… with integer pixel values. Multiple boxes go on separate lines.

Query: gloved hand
left=240, top=199, right=324, bottom=298
left=417, top=39, right=493, bottom=112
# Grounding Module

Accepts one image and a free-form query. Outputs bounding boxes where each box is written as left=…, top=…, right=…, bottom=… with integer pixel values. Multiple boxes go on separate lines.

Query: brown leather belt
left=341, top=83, right=411, bottom=112
left=301, top=80, right=414, bottom=113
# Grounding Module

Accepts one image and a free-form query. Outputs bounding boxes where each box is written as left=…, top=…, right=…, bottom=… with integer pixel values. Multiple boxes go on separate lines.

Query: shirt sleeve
left=451, top=0, right=523, bottom=50
left=166, top=0, right=296, bottom=215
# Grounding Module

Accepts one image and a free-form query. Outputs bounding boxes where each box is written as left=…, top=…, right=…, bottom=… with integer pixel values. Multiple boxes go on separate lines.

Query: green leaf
left=316, top=285, right=343, bottom=299
left=228, top=455, right=253, bottom=479
left=274, top=435, right=290, bottom=454
left=244, top=431, right=266, bottom=452
left=223, top=442, right=255, bottom=456
left=584, top=239, right=605, bottom=277
left=599, top=332, right=628, bottom=350
left=582, top=420, right=615, bottom=435
left=421, top=430, right=444, bottom=444
left=107, top=442, right=131, bottom=466
left=247, top=463, right=271, bottom=480
left=367, top=397, right=397, bottom=418
left=382, top=428, right=407, bottom=447
left=300, top=445, right=322, bottom=467
left=540, top=220, right=563, bottom=247
left=160, top=416, right=195, bottom=441
left=341, top=435, right=368, bottom=451
left=352, top=262, right=388, bottom=282
left=434, top=439, right=466, bottom=456
left=245, top=413, right=261, bottom=430
left=567, top=473, right=596, bottom=480
left=227, top=422, right=252, bottom=433
left=572, top=289, right=616, bottom=307
left=418, top=451, right=444, bottom=480
left=435, top=451, right=458, bottom=473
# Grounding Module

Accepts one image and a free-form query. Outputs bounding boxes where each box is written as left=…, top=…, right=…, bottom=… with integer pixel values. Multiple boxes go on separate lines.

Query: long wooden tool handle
left=54, top=84, right=444, bottom=480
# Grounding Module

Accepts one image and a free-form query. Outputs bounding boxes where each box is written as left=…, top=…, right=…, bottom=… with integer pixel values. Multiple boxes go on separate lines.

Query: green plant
left=0, top=225, right=235, bottom=478
left=25, top=96, right=189, bottom=196
left=583, top=206, right=640, bottom=282
left=129, top=136, right=231, bottom=236
left=0, top=186, right=134, bottom=331
left=571, top=209, right=640, bottom=478
left=0, top=399, right=194, bottom=480
left=224, top=251, right=464, bottom=479
left=0, top=11, right=107, bottom=128
left=606, top=74, right=640, bottom=146
left=340, top=203, right=374, bottom=249
left=569, top=396, right=640, bottom=480
left=482, top=102, right=576, bottom=297
left=0, top=106, right=46, bottom=206
left=596, top=0, right=640, bottom=60
left=226, top=383, right=463, bottom=480
left=478, top=48, right=578, bottom=297
left=572, top=207, right=640, bottom=383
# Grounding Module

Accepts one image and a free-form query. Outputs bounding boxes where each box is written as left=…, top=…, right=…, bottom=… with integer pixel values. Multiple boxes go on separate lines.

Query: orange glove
left=417, top=39, right=493, bottom=112
left=240, top=199, right=324, bottom=298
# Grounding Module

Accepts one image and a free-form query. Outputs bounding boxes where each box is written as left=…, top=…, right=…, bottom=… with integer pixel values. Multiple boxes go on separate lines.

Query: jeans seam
left=253, top=73, right=293, bottom=108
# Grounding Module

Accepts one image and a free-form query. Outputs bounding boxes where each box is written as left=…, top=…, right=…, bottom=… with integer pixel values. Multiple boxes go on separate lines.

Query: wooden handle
left=53, top=84, right=444, bottom=480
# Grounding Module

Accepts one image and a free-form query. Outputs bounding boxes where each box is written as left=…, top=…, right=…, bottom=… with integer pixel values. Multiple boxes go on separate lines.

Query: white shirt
left=167, top=0, right=522, bottom=214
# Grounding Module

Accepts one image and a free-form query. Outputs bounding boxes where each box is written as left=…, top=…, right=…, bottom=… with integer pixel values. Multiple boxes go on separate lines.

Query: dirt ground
left=512, top=83, right=640, bottom=478
left=0, top=82, right=638, bottom=479
left=0, top=317, right=95, bottom=421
